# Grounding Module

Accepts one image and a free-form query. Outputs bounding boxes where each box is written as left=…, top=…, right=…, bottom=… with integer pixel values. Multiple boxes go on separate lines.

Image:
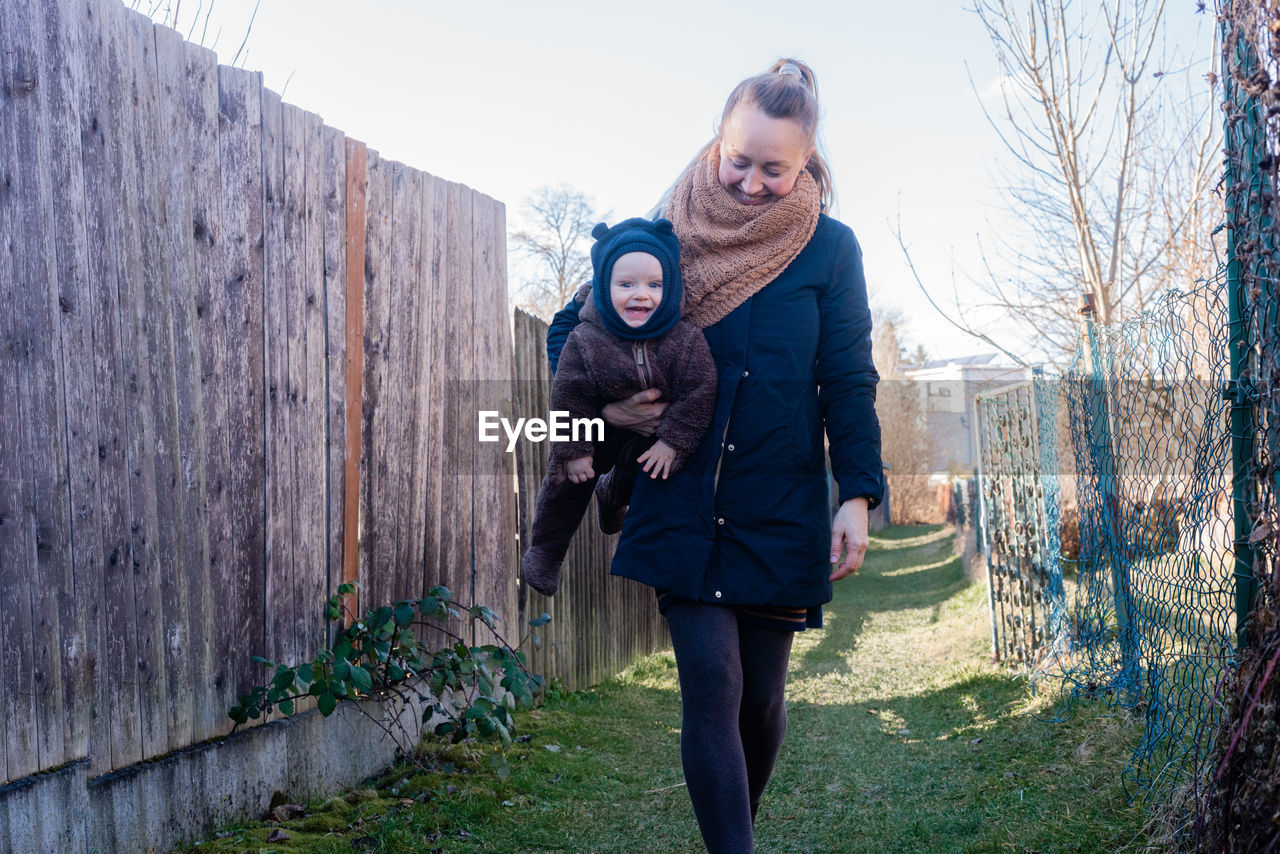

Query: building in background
left=906, top=354, right=1029, bottom=476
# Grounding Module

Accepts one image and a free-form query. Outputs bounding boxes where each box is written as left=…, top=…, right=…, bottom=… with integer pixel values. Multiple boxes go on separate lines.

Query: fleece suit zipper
left=633, top=341, right=652, bottom=388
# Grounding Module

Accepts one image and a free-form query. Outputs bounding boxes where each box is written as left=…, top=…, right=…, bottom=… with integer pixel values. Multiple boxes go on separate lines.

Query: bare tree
left=509, top=185, right=602, bottom=322
left=873, top=310, right=940, bottom=524
left=968, top=0, right=1220, bottom=356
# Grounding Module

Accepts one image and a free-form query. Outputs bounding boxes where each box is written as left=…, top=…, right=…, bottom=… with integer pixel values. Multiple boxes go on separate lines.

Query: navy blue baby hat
left=589, top=217, right=683, bottom=341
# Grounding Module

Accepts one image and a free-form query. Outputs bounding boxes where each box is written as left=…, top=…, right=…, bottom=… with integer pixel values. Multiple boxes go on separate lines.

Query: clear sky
left=153, top=0, right=1218, bottom=364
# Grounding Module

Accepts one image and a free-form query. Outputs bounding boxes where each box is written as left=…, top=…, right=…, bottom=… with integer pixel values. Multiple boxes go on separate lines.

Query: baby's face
left=609, top=251, right=664, bottom=328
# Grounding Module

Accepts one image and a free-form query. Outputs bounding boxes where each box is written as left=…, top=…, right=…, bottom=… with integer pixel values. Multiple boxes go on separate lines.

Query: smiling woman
left=543, top=57, right=884, bottom=853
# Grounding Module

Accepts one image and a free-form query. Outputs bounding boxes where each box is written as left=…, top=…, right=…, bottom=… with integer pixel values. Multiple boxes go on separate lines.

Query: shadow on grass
left=766, top=672, right=1145, bottom=854
left=793, top=533, right=972, bottom=679
left=870, top=523, right=948, bottom=542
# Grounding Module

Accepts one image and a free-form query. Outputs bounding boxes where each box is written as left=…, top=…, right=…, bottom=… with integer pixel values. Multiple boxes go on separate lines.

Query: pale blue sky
left=158, top=0, right=1218, bottom=362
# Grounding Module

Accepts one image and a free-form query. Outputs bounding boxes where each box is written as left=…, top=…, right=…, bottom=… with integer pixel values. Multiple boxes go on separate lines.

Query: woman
left=545, top=58, right=883, bottom=853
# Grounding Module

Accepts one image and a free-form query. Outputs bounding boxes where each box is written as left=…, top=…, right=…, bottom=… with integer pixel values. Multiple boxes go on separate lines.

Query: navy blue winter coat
left=547, top=214, right=883, bottom=610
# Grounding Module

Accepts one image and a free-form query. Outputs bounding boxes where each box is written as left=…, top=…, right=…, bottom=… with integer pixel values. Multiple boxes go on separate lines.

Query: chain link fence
left=970, top=6, right=1280, bottom=840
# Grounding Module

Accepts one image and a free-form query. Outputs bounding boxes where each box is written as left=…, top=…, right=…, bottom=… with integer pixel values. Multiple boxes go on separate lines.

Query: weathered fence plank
left=77, top=0, right=144, bottom=775
left=156, top=19, right=203, bottom=754
left=382, top=163, right=417, bottom=602
left=184, top=34, right=231, bottom=742
left=301, top=109, right=328, bottom=664
left=0, top=0, right=38, bottom=782
left=473, top=194, right=517, bottom=637
left=36, top=0, right=94, bottom=772
left=280, top=101, right=308, bottom=664
left=421, top=174, right=450, bottom=643
left=392, top=164, right=426, bottom=602
left=445, top=181, right=476, bottom=633
left=217, top=64, right=267, bottom=705
left=321, top=126, right=348, bottom=646
left=408, top=172, right=441, bottom=630
left=69, top=0, right=113, bottom=779
left=124, top=7, right=181, bottom=759
left=262, top=86, right=293, bottom=670
left=1, top=0, right=75, bottom=780
left=360, top=151, right=391, bottom=607
left=341, top=139, right=366, bottom=620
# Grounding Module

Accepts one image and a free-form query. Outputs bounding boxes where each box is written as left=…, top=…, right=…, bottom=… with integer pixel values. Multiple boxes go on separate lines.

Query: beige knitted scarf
left=666, top=144, right=821, bottom=328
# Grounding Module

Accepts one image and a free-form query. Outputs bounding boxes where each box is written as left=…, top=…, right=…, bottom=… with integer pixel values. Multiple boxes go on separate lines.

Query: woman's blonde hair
left=652, top=58, right=834, bottom=216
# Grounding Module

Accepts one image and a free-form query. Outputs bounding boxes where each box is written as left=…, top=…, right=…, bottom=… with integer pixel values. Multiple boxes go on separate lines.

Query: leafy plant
left=229, top=582, right=550, bottom=776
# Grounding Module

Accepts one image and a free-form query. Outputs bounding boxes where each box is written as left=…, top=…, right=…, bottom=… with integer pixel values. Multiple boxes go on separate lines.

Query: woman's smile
left=718, top=104, right=814, bottom=206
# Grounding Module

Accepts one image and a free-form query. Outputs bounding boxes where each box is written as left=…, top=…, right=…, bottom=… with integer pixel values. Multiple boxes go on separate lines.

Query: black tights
left=663, top=600, right=795, bottom=854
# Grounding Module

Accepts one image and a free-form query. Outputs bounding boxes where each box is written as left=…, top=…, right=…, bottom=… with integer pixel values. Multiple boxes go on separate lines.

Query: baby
left=520, top=218, right=716, bottom=597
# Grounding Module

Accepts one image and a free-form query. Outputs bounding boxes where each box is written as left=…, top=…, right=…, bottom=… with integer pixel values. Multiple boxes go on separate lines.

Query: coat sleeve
left=656, top=329, right=718, bottom=467
left=817, top=227, right=885, bottom=508
left=547, top=330, right=599, bottom=465
left=546, top=287, right=588, bottom=374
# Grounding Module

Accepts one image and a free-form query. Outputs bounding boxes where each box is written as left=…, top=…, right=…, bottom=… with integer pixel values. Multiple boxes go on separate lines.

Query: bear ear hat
left=592, top=222, right=610, bottom=240
left=653, top=218, right=674, bottom=234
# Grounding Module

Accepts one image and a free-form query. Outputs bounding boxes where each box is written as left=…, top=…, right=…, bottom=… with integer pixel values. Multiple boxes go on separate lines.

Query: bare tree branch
left=508, top=184, right=604, bottom=322
left=963, top=0, right=1219, bottom=354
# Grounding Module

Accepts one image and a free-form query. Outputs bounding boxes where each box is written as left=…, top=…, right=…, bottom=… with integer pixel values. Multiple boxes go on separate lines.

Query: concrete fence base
left=0, top=697, right=418, bottom=853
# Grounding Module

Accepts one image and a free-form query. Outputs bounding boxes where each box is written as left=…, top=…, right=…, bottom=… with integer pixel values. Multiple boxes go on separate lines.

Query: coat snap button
left=727, top=444, right=735, bottom=452
left=742, top=370, right=750, bottom=378
left=716, top=517, right=725, bottom=525
left=714, top=591, right=723, bottom=598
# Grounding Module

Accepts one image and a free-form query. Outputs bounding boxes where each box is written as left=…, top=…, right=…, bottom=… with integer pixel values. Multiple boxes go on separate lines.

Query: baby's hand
left=637, top=440, right=677, bottom=480
left=565, top=456, right=595, bottom=483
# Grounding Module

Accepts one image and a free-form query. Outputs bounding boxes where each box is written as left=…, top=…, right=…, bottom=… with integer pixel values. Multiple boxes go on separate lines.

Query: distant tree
left=509, top=185, right=602, bottom=322
left=872, top=311, right=939, bottom=524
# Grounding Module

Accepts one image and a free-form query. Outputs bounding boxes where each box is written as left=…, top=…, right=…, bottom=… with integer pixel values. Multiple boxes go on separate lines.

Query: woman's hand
left=601, top=389, right=668, bottom=436
left=829, top=497, right=870, bottom=581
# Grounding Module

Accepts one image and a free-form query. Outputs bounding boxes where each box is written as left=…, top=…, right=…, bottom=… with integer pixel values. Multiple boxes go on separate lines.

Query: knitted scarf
left=666, top=144, right=821, bottom=328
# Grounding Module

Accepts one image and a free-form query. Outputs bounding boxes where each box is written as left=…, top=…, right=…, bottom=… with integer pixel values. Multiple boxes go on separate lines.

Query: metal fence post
left=1080, top=295, right=1137, bottom=679
left=1222, top=10, right=1262, bottom=650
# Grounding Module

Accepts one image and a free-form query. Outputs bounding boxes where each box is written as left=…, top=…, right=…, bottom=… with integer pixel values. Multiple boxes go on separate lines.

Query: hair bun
left=592, top=222, right=610, bottom=240
left=777, top=61, right=803, bottom=79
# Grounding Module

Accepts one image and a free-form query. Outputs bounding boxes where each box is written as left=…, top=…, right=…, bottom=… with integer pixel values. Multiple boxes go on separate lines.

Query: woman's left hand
left=829, top=497, right=870, bottom=581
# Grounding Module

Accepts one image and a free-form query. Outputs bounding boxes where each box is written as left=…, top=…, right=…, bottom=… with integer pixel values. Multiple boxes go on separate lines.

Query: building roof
left=921, top=352, right=1002, bottom=370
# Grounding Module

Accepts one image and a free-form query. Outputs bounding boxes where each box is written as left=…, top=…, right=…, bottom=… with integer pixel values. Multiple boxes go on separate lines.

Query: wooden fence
left=0, top=0, right=523, bottom=784
left=0, top=0, right=672, bottom=811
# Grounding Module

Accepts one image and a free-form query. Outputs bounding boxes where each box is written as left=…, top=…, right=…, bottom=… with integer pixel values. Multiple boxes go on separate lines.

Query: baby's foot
left=594, top=470, right=630, bottom=535
left=520, top=547, right=562, bottom=596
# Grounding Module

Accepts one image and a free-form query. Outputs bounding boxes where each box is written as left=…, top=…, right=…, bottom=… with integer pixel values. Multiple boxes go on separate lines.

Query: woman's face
left=717, top=103, right=814, bottom=206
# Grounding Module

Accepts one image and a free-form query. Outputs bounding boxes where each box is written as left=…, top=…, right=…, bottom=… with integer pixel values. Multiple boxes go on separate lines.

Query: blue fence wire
left=974, top=270, right=1235, bottom=802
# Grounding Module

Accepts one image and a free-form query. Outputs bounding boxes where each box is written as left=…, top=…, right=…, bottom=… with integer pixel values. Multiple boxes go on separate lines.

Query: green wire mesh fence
left=974, top=274, right=1235, bottom=803
left=974, top=378, right=1067, bottom=668
left=1061, top=274, right=1235, bottom=798
left=970, top=3, right=1280, bottom=842
left=1206, top=2, right=1280, bottom=847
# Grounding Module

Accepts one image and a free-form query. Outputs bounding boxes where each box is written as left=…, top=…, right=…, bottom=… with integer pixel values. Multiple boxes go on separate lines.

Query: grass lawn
left=179, top=525, right=1154, bottom=853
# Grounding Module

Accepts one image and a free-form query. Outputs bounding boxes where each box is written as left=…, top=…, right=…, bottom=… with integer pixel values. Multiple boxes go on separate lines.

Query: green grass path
left=184, top=525, right=1152, bottom=853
